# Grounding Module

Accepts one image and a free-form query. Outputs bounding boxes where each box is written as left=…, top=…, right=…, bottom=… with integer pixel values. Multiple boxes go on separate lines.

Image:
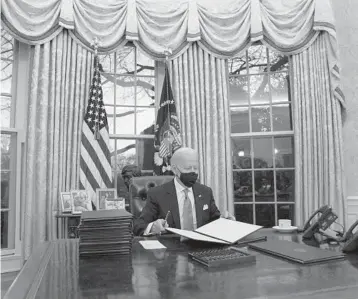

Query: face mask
left=179, top=172, right=198, bottom=188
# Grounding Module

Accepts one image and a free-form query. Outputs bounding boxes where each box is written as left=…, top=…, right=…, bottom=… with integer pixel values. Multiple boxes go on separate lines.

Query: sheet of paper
left=166, top=227, right=230, bottom=244
left=194, top=218, right=262, bottom=244
left=139, top=240, right=166, bottom=250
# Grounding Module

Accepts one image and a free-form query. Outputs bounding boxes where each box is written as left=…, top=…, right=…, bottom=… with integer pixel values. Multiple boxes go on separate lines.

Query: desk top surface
left=6, top=230, right=358, bottom=299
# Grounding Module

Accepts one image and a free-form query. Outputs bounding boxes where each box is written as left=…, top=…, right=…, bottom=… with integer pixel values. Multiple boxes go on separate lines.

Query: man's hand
left=150, top=219, right=169, bottom=235
left=222, top=210, right=236, bottom=221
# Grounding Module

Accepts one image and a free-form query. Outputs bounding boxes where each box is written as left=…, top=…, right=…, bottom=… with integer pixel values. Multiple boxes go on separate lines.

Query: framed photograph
left=105, top=198, right=125, bottom=210
left=70, top=190, right=92, bottom=214
left=60, top=192, right=72, bottom=213
left=96, top=188, right=117, bottom=210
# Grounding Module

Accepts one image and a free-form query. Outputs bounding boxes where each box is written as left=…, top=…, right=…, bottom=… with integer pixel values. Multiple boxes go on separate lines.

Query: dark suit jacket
left=133, top=180, right=221, bottom=236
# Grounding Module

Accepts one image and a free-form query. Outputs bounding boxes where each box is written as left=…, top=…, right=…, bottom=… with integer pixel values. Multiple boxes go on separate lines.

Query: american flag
left=79, top=55, right=112, bottom=206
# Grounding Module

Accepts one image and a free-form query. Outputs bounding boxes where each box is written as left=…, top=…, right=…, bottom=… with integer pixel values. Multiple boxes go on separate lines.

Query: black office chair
left=129, top=176, right=173, bottom=218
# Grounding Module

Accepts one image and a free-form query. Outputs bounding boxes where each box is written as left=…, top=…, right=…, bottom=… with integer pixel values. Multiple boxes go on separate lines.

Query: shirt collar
left=174, top=176, right=193, bottom=193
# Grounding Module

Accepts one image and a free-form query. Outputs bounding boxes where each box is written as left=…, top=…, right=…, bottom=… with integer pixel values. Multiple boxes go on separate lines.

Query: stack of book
left=78, top=209, right=133, bottom=257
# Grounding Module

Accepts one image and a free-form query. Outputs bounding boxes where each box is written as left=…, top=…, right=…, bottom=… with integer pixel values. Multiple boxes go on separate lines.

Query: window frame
left=1, top=38, right=29, bottom=272
left=229, top=45, right=295, bottom=227
left=99, top=44, right=158, bottom=192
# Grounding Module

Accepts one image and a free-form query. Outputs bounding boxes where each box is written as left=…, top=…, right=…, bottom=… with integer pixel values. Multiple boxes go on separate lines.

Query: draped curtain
left=291, top=32, right=346, bottom=227
left=170, top=44, right=233, bottom=214
left=24, top=30, right=92, bottom=258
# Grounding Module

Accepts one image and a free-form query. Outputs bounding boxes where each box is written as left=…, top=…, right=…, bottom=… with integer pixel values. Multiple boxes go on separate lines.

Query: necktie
left=182, top=188, right=194, bottom=231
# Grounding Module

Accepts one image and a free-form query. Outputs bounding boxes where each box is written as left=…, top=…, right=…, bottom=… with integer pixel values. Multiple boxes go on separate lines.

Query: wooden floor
left=1, top=271, right=18, bottom=298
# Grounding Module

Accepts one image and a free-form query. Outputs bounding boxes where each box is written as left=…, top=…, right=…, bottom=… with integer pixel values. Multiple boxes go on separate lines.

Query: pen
left=164, top=210, right=171, bottom=224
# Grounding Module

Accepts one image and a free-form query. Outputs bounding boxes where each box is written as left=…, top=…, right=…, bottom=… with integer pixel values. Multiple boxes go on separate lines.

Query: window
left=98, top=44, right=156, bottom=197
left=228, top=44, right=294, bottom=227
left=1, top=29, right=17, bottom=250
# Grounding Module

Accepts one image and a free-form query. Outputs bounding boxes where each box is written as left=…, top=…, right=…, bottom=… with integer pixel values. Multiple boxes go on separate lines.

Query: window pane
left=235, top=204, right=253, bottom=224
left=1, top=133, right=11, bottom=169
left=1, top=171, right=10, bottom=209
left=136, top=138, right=155, bottom=171
left=111, top=139, right=136, bottom=170
left=116, top=47, right=135, bottom=75
left=272, top=104, right=292, bottom=131
left=252, top=138, right=273, bottom=168
left=136, top=77, right=155, bottom=106
left=268, top=51, right=288, bottom=72
left=137, top=50, right=155, bottom=76
left=136, top=110, right=155, bottom=135
left=101, top=76, right=115, bottom=105
left=256, top=204, right=275, bottom=227
left=228, top=53, right=248, bottom=75
left=249, top=75, right=270, bottom=105
left=233, top=171, right=253, bottom=202
left=276, top=170, right=295, bottom=202
left=251, top=106, right=271, bottom=132
left=1, top=29, right=14, bottom=95
left=271, top=72, right=289, bottom=103
left=115, top=76, right=135, bottom=105
left=274, top=136, right=294, bottom=168
left=110, top=138, right=154, bottom=172
left=232, top=137, right=251, bottom=169
left=254, top=170, right=274, bottom=202
left=278, top=204, right=295, bottom=225
left=247, top=45, right=268, bottom=74
left=107, top=106, right=135, bottom=135
left=1, top=96, right=11, bottom=127
left=231, top=107, right=249, bottom=133
left=1, top=211, right=9, bottom=248
left=229, top=77, right=249, bottom=106
left=99, top=53, right=115, bottom=73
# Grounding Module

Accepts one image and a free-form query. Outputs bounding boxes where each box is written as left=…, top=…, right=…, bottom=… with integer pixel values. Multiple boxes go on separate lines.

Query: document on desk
left=139, top=240, right=166, bottom=250
left=166, top=228, right=230, bottom=244
left=195, top=218, right=262, bottom=244
left=166, top=218, right=262, bottom=244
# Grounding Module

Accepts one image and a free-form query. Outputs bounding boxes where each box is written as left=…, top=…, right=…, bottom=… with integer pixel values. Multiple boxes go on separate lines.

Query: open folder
left=166, top=218, right=262, bottom=244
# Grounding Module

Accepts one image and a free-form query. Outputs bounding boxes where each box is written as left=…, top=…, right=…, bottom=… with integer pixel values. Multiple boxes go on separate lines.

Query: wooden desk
left=5, top=230, right=358, bottom=299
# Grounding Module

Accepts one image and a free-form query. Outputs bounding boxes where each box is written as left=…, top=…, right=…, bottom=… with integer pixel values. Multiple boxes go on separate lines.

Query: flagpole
left=163, top=48, right=172, bottom=165
left=91, top=37, right=101, bottom=140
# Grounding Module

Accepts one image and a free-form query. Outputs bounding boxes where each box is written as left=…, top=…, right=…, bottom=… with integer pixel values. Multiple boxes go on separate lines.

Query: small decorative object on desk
left=96, top=188, right=117, bottom=209
left=71, top=190, right=92, bottom=214
left=105, top=197, right=125, bottom=210
left=60, top=192, right=72, bottom=213
left=189, top=247, right=256, bottom=268
left=273, top=219, right=297, bottom=233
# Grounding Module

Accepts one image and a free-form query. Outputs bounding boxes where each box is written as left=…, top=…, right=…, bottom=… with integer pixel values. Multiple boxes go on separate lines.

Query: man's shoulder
left=194, top=182, right=212, bottom=193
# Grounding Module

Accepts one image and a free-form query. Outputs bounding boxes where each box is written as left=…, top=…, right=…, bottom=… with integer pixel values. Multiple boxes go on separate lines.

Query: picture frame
left=96, top=188, right=117, bottom=210
left=60, top=192, right=72, bottom=213
left=105, top=197, right=125, bottom=210
left=70, top=190, right=92, bottom=214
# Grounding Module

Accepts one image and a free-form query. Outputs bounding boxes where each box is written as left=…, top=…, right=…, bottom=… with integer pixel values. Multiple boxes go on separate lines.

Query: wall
left=332, top=0, right=358, bottom=227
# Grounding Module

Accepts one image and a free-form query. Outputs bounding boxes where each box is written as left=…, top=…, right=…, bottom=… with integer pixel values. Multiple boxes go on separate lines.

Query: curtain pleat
left=170, top=44, right=234, bottom=214
left=2, top=0, right=337, bottom=58
left=24, top=30, right=92, bottom=259
left=291, top=32, right=346, bottom=227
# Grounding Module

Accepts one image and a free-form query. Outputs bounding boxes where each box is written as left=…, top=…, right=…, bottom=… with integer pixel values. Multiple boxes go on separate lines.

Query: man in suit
left=133, top=147, right=234, bottom=236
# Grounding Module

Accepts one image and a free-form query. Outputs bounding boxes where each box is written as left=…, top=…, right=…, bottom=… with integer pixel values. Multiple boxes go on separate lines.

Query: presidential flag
left=79, top=55, right=112, bottom=206
left=153, top=64, right=182, bottom=175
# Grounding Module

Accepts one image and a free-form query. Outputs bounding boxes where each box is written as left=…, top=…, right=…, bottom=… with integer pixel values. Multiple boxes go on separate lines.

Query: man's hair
left=121, top=165, right=142, bottom=177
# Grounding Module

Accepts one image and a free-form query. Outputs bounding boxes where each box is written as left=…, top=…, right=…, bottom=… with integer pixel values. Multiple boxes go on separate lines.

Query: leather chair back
left=129, top=176, right=174, bottom=218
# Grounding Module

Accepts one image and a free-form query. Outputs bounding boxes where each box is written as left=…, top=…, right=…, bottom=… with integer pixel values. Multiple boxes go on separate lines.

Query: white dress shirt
left=144, top=177, right=197, bottom=235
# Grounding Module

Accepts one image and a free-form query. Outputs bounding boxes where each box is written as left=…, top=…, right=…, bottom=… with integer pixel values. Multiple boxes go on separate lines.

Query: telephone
left=301, top=205, right=338, bottom=239
left=341, top=220, right=358, bottom=252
